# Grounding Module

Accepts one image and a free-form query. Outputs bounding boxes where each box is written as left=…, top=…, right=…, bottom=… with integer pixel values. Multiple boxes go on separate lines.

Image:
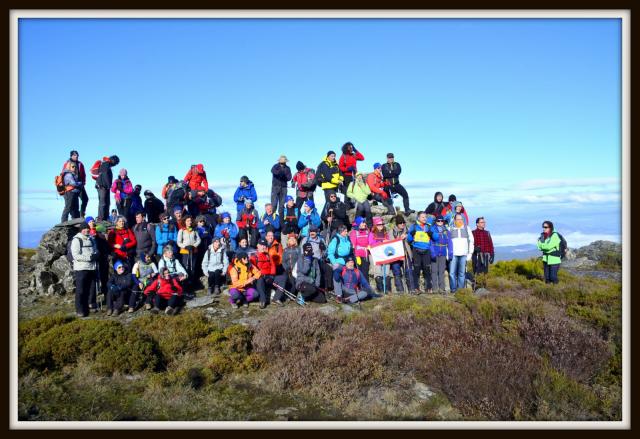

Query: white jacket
left=71, top=233, right=98, bottom=271
left=450, top=225, right=474, bottom=258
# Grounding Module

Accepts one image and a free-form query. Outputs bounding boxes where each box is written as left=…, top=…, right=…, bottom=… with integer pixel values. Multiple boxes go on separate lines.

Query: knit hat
left=221, top=212, right=231, bottom=220
left=114, top=260, right=124, bottom=271
left=354, top=216, right=366, bottom=228
left=85, top=216, right=95, bottom=224
left=326, top=150, right=336, bottom=157
left=79, top=221, right=90, bottom=231
left=109, top=155, right=120, bottom=166
left=305, top=200, right=315, bottom=209
left=373, top=216, right=384, bottom=226
left=373, top=162, right=381, bottom=170
left=168, top=176, right=177, bottom=184
left=244, top=198, right=253, bottom=205
left=173, top=205, right=183, bottom=213
left=70, top=150, right=79, bottom=157
left=296, top=161, right=305, bottom=171
left=303, top=242, right=314, bottom=256
left=285, top=195, right=294, bottom=203
left=448, top=194, right=457, bottom=202
left=258, top=239, right=268, bottom=247
left=386, top=152, right=394, bottom=158
left=345, top=255, right=355, bottom=264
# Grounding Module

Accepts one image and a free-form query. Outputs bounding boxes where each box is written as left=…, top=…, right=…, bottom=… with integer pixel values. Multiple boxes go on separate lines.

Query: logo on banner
left=384, top=246, right=396, bottom=257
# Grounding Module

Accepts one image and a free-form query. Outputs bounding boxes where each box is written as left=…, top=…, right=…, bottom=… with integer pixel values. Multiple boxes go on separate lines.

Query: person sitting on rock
left=297, top=200, right=322, bottom=239
left=183, top=163, right=209, bottom=193
left=333, top=255, right=374, bottom=304
left=106, top=260, right=143, bottom=316
left=157, top=244, right=188, bottom=282
left=228, top=251, right=264, bottom=309
left=132, top=251, right=159, bottom=301
left=347, top=172, right=373, bottom=229
left=327, top=225, right=354, bottom=284
left=201, top=238, right=229, bottom=296
left=84, top=216, right=98, bottom=237
left=381, top=152, right=414, bottom=214
left=295, top=242, right=327, bottom=303
left=349, top=216, right=371, bottom=278
left=281, top=196, right=300, bottom=237
left=291, top=161, right=316, bottom=210
left=255, top=239, right=287, bottom=307
left=338, top=142, right=365, bottom=209
left=144, top=267, right=184, bottom=316
left=282, top=234, right=301, bottom=296
left=366, top=163, right=395, bottom=215
left=425, top=191, right=447, bottom=217
left=321, top=191, right=349, bottom=239
left=258, top=203, right=281, bottom=241
left=236, top=199, right=260, bottom=248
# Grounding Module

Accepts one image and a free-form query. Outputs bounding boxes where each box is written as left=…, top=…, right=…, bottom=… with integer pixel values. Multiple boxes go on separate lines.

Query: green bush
left=19, top=313, right=75, bottom=350
left=19, top=319, right=161, bottom=375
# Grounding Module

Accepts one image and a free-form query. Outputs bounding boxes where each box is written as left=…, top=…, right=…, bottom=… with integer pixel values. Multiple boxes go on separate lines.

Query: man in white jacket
left=71, top=222, right=99, bottom=317
left=449, top=213, right=474, bottom=293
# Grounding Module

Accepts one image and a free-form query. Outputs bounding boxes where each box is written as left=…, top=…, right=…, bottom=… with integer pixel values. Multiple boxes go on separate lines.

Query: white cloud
left=18, top=204, right=44, bottom=213
left=516, top=177, right=620, bottom=190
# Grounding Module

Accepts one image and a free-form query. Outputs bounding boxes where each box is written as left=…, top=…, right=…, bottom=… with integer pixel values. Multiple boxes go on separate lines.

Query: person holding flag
left=407, top=211, right=433, bottom=294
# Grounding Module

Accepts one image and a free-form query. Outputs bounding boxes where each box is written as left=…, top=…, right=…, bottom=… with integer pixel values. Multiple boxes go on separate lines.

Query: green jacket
left=537, top=232, right=562, bottom=265
left=346, top=179, right=371, bottom=203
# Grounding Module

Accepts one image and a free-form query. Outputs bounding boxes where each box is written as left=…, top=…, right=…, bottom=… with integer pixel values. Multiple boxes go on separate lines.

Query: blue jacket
left=155, top=223, right=178, bottom=255
left=429, top=224, right=453, bottom=258
left=336, top=267, right=373, bottom=293
left=298, top=208, right=322, bottom=238
left=258, top=212, right=281, bottom=237
left=407, top=223, right=431, bottom=252
left=196, top=225, right=213, bottom=249
left=214, top=223, right=239, bottom=251
left=233, top=182, right=258, bottom=213
left=327, top=234, right=353, bottom=266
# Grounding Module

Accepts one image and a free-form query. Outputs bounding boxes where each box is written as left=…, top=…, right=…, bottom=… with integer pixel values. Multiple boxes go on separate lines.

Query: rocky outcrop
left=562, top=240, right=622, bottom=270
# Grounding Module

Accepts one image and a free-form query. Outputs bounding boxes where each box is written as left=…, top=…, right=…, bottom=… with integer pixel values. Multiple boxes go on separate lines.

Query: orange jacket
left=268, top=240, right=283, bottom=266
left=229, top=259, right=261, bottom=292
left=366, top=170, right=388, bottom=199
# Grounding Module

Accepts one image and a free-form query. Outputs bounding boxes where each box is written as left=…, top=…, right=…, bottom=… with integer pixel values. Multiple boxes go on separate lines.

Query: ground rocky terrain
left=16, top=219, right=623, bottom=422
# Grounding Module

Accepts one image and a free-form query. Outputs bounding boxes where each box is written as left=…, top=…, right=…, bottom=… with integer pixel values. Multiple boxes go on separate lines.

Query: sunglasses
left=543, top=226, right=550, bottom=229
left=436, top=220, right=444, bottom=222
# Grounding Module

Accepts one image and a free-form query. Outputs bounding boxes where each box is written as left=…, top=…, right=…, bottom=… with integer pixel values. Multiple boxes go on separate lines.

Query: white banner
left=369, top=238, right=406, bottom=265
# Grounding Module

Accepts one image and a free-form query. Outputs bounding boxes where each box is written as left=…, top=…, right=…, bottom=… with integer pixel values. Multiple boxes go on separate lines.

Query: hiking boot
left=144, top=303, right=152, bottom=310
left=76, top=312, right=87, bottom=318
left=207, top=287, right=213, bottom=296
left=106, top=309, right=113, bottom=316
left=214, top=286, right=222, bottom=296
left=259, top=300, right=267, bottom=309
left=150, top=307, right=160, bottom=314
left=165, top=306, right=176, bottom=316
left=405, top=209, right=415, bottom=214
left=113, top=309, right=121, bottom=316
left=275, top=300, right=285, bottom=306
left=243, top=303, right=249, bottom=308
left=231, top=303, right=239, bottom=309
left=89, top=306, right=98, bottom=313
left=128, top=307, right=135, bottom=314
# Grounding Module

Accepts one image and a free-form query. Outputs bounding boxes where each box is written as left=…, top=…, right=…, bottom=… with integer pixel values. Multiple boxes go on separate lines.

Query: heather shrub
left=19, top=313, right=74, bottom=350
left=19, top=319, right=161, bottom=375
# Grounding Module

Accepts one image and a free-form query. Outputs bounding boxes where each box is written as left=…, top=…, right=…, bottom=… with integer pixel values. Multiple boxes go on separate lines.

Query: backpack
left=169, top=183, right=187, bottom=206
left=90, top=159, right=102, bottom=181
left=332, top=236, right=353, bottom=261
left=299, top=169, right=317, bottom=192
left=66, top=237, right=82, bottom=264
left=54, top=173, right=66, bottom=195
left=556, top=232, right=568, bottom=260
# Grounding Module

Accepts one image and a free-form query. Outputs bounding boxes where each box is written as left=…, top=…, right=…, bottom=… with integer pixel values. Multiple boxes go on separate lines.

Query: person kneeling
left=333, top=256, right=374, bottom=304
left=228, top=252, right=265, bottom=309
left=144, top=268, right=184, bottom=315
left=107, top=260, right=143, bottom=316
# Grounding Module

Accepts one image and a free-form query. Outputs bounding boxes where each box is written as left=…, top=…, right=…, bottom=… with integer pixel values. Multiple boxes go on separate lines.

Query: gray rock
left=31, top=266, right=58, bottom=291
left=61, top=273, right=76, bottom=294
left=317, top=305, right=338, bottom=315
left=574, top=240, right=622, bottom=262
left=185, top=295, right=215, bottom=309
left=50, top=256, right=72, bottom=279
left=414, top=382, right=436, bottom=400
left=199, top=275, right=209, bottom=289
left=474, top=288, right=490, bottom=297
left=274, top=407, right=298, bottom=416
left=47, top=283, right=65, bottom=295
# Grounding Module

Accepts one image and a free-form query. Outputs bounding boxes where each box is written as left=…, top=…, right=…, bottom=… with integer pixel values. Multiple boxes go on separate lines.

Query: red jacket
left=366, top=170, right=388, bottom=199
left=255, top=251, right=277, bottom=276
left=237, top=209, right=258, bottom=229
left=338, top=151, right=365, bottom=177
left=144, top=277, right=183, bottom=299
left=183, top=164, right=209, bottom=192
left=472, top=229, right=494, bottom=254
left=61, top=160, right=87, bottom=184
left=108, top=227, right=137, bottom=259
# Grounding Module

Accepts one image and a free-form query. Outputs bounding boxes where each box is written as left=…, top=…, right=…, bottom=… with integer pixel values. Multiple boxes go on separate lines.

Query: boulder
left=47, top=283, right=66, bottom=296
left=575, top=240, right=622, bottom=262
left=185, top=295, right=216, bottom=309
left=31, top=266, right=58, bottom=292
left=50, top=256, right=72, bottom=279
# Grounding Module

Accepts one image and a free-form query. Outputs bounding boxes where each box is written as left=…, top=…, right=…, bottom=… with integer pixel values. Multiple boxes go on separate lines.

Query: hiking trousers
left=473, top=252, right=490, bottom=275
left=229, top=287, right=262, bottom=305
left=207, top=269, right=225, bottom=289
left=74, top=270, right=95, bottom=316
left=413, top=249, right=431, bottom=291
left=354, top=200, right=373, bottom=228
left=341, top=176, right=355, bottom=208
left=61, top=191, right=80, bottom=223
left=258, top=274, right=288, bottom=302
left=386, top=183, right=411, bottom=212
left=430, top=255, right=447, bottom=292
left=543, top=262, right=560, bottom=284
left=96, top=187, right=110, bottom=221
left=297, top=282, right=327, bottom=303
left=271, top=186, right=287, bottom=219
left=154, top=294, right=182, bottom=310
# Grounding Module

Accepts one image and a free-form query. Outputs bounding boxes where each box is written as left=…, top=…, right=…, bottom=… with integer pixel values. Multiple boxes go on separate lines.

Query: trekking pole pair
left=272, top=282, right=306, bottom=306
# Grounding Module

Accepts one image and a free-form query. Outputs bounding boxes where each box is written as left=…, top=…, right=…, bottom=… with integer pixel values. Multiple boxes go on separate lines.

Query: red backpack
left=54, top=173, right=66, bottom=195
left=90, top=159, right=103, bottom=181
left=297, top=168, right=317, bottom=192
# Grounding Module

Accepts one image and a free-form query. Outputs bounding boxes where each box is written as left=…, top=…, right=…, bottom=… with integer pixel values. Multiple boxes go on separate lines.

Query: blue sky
left=17, top=17, right=622, bottom=248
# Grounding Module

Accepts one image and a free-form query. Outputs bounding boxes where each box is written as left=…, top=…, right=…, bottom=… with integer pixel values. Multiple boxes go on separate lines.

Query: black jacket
left=144, top=196, right=165, bottom=223
left=425, top=192, right=446, bottom=216
left=96, top=161, right=113, bottom=189
left=271, top=163, right=292, bottom=189
left=381, top=162, right=402, bottom=185
left=321, top=200, right=349, bottom=231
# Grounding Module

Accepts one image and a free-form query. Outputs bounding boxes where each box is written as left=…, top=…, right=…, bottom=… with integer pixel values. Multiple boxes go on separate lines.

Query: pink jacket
left=110, top=177, right=134, bottom=203
left=368, top=229, right=391, bottom=246
left=350, top=229, right=371, bottom=258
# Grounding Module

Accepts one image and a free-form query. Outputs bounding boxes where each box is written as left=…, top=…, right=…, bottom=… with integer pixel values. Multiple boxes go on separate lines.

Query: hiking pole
left=272, top=282, right=305, bottom=306
left=95, top=264, right=103, bottom=311
left=382, top=264, right=387, bottom=295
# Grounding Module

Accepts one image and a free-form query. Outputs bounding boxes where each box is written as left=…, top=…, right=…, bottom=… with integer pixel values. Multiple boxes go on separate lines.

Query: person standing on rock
left=316, top=150, right=344, bottom=202
left=271, top=155, right=292, bottom=220
left=70, top=221, right=99, bottom=317
left=338, top=142, right=365, bottom=209
left=60, top=162, right=83, bottom=223
left=472, top=217, right=494, bottom=276
left=291, top=161, right=316, bottom=210
left=381, top=153, right=414, bottom=214
left=111, top=168, right=134, bottom=220
left=133, top=211, right=156, bottom=257
left=537, top=220, right=562, bottom=284
left=95, top=155, right=119, bottom=222
left=233, top=176, right=258, bottom=219
left=62, top=150, right=89, bottom=218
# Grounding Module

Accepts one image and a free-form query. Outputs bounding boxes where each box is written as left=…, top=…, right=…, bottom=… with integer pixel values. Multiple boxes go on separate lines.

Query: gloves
left=222, top=229, right=229, bottom=238
left=489, top=254, right=495, bottom=264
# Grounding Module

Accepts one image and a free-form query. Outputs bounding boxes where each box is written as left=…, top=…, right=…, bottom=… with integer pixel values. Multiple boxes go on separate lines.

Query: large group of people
left=57, top=143, right=562, bottom=318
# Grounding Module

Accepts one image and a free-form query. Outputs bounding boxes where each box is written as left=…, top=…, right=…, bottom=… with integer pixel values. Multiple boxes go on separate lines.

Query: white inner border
left=9, top=9, right=630, bottom=430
